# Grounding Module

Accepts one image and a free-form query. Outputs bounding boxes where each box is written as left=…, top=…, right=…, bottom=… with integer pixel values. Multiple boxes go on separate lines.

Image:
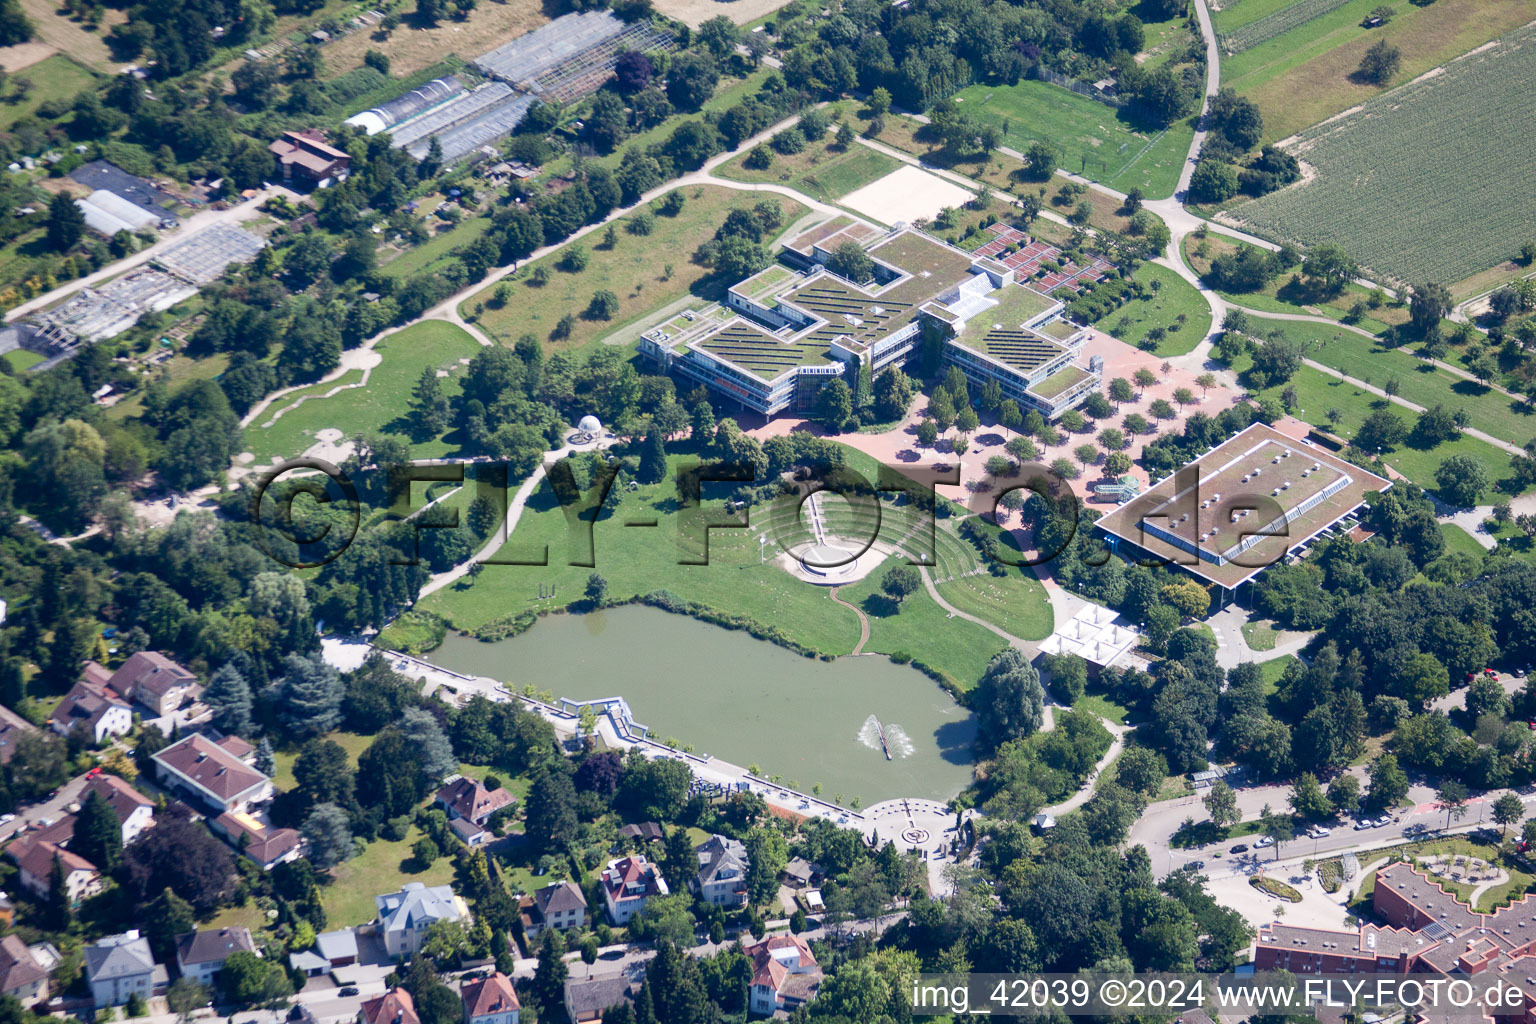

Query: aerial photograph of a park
left=1, top=0, right=1535, bottom=1017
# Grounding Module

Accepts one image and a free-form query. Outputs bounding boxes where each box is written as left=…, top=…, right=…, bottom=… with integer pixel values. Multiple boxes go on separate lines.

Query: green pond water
left=423, top=606, right=977, bottom=804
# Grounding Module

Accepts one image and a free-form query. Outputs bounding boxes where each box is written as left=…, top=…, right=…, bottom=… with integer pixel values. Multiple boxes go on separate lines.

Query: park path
left=828, top=586, right=870, bottom=654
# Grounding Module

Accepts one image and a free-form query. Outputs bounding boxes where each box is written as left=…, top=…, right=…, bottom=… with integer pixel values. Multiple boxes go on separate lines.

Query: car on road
left=0, top=814, right=13, bottom=825
left=1187, top=860, right=1205, bottom=870
left=1254, top=835, right=1274, bottom=847
left=338, top=987, right=358, bottom=997
left=1306, top=825, right=1331, bottom=838
left=1375, top=815, right=1394, bottom=827
left=1230, top=843, right=1249, bottom=854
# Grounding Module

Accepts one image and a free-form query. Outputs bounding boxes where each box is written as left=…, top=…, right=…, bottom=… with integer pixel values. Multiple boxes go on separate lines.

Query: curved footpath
left=828, top=586, right=871, bottom=655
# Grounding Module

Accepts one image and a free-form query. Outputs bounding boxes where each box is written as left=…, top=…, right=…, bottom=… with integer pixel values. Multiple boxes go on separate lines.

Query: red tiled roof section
left=746, top=934, right=817, bottom=988
left=360, top=988, right=420, bottom=1024
left=269, top=130, right=351, bottom=175
left=108, top=651, right=195, bottom=699
left=153, top=734, right=266, bottom=800
left=461, top=972, right=520, bottom=1018
left=0, top=934, right=46, bottom=993
left=436, top=777, right=515, bottom=823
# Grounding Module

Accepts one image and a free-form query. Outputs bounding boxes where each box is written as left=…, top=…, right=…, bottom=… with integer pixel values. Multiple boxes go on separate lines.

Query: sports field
left=952, top=80, right=1195, bottom=200
left=1222, top=0, right=1536, bottom=143
left=1233, top=22, right=1536, bottom=285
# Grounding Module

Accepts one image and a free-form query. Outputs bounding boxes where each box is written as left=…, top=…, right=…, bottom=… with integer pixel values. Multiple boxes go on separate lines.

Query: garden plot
left=1232, top=21, right=1536, bottom=285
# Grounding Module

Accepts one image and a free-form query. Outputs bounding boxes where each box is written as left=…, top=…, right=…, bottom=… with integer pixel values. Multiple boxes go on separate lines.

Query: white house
left=375, top=882, right=470, bottom=959
left=85, top=932, right=157, bottom=1009
left=82, top=773, right=155, bottom=845
left=692, top=834, right=748, bottom=908
left=0, top=935, right=47, bottom=1003
left=599, top=856, right=668, bottom=926
left=108, top=651, right=200, bottom=716
left=10, top=841, right=102, bottom=905
left=520, top=881, right=587, bottom=939
left=49, top=664, right=133, bottom=744
left=175, top=927, right=256, bottom=986
left=461, top=971, right=520, bottom=1024
left=746, top=934, right=822, bottom=1016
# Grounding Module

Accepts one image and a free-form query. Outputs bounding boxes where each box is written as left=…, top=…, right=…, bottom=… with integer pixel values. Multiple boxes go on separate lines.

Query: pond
left=422, top=605, right=978, bottom=804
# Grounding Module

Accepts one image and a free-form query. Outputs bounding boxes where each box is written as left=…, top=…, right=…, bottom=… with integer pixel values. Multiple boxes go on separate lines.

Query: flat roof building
left=639, top=215, right=1102, bottom=421
left=1093, top=422, right=1391, bottom=593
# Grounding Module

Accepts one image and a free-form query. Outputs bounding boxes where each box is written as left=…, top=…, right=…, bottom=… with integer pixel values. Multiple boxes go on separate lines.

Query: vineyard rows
left=1219, top=0, right=1353, bottom=54
left=1232, top=22, right=1536, bottom=285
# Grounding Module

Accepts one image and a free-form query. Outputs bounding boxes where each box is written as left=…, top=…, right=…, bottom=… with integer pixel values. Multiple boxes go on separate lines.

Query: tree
left=637, top=431, right=666, bottom=484
left=1410, top=282, right=1452, bottom=334
left=204, top=663, right=253, bottom=736
left=274, top=653, right=343, bottom=738
left=1493, top=792, right=1525, bottom=837
left=301, top=803, right=354, bottom=870
left=873, top=366, right=914, bottom=420
left=1358, top=39, right=1401, bottom=83
left=1437, top=781, right=1469, bottom=829
left=1435, top=453, right=1488, bottom=508
left=1189, top=159, right=1237, bottom=204
left=219, top=950, right=292, bottom=1006
left=167, top=978, right=210, bottom=1023
left=745, top=827, right=788, bottom=903
left=398, top=706, right=457, bottom=784
left=293, top=738, right=353, bottom=812
left=1074, top=443, right=1099, bottom=471
left=1199, top=779, right=1238, bottom=828
left=1367, top=753, right=1409, bottom=813
left=868, top=86, right=892, bottom=116
left=1261, top=809, right=1294, bottom=859
left=531, top=931, right=569, bottom=1018
left=1023, top=141, right=1056, bottom=180
left=526, top=764, right=578, bottom=849
left=585, top=572, right=609, bottom=606
left=814, top=378, right=855, bottom=432
left=47, top=191, right=84, bottom=252
left=73, top=790, right=123, bottom=872
left=827, top=242, right=874, bottom=283
left=881, top=566, right=921, bottom=605
left=1108, top=378, right=1135, bottom=405
left=974, top=649, right=1045, bottom=753
left=1288, top=773, right=1332, bottom=820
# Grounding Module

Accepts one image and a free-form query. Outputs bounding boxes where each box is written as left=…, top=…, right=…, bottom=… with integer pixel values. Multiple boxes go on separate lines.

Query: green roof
left=696, top=320, right=831, bottom=381
left=1030, top=364, right=1092, bottom=400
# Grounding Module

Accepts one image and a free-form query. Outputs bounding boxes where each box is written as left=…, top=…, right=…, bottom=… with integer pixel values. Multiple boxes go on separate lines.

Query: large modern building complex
left=639, top=216, right=1103, bottom=421
left=1094, top=422, right=1391, bottom=594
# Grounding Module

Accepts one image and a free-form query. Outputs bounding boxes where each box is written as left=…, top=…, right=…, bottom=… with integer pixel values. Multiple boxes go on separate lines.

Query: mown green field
left=950, top=79, right=1196, bottom=200
left=716, top=134, right=901, bottom=204
left=0, top=55, right=102, bottom=132
left=1093, top=261, right=1213, bottom=356
left=241, top=320, right=483, bottom=465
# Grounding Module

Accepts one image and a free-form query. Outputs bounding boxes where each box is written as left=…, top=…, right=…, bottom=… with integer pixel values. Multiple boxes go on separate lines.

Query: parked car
left=1230, top=843, right=1249, bottom=854
left=1354, top=820, right=1372, bottom=830
left=1254, top=835, right=1274, bottom=848
left=1187, top=860, right=1205, bottom=871
left=1375, top=815, right=1394, bottom=827
left=1306, top=825, right=1332, bottom=838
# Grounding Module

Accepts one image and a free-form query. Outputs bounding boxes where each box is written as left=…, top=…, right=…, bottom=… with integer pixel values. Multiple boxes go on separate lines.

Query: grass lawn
left=716, top=137, right=901, bottom=204
left=951, top=79, right=1196, bottom=200
left=1, top=348, right=43, bottom=372
left=1242, top=619, right=1279, bottom=651
left=0, top=55, right=101, bottom=132
left=422, top=451, right=865, bottom=652
left=1261, top=655, right=1299, bottom=692
left=271, top=730, right=376, bottom=792
left=835, top=554, right=1009, bottom=690
left=1227, top=356, right=1525, bottom=498
left=462, top=185, right=808, bottom=355
left=1077, top=691, right=1130, bottom=725
left=242, top=321, right=482, bottom=465
left=107, top=351, right=229, bottom=422
left=1440, top=522, right=1486, bottom=560
left=1094, top=261, right=1212, bottom=356
left=935, top=571, right=1053, bottom=642
left=321, top=824, right=458, bottom=928
left=1222, top=0, right=1536, bottom=143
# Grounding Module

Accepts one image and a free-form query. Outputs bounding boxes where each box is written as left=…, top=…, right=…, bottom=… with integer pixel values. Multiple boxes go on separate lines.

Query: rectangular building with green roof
left=638, top=215, right=1103, bottom=419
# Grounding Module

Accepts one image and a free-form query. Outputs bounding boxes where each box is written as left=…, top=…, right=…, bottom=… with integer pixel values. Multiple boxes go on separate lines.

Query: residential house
left=0, top=935, right=47, bottom=1003
left=375, top=882, right=471, bottom=959
left=460, top=972, right=520, bottom=1024
left=215, top=734, right=256, bottom=763
left=152, top=734, right=272, bottom=815
left=316, top=929, right=358, bottom=967
left=435, top=777, right=514, bottom=846
left=176, top=927, right=256, bottom=986
left=563, top=976, right=636, bottom=1024
left=270, top=130, right=352, bottom=187
left=745, top=934, right=822, bottom=1016
left=782, top=858, right=822, bottom=890
left=693, top=834, right=748, bottom=908
left=9, top=840, right=102, bottom=905
left=85, top=931, right=157, bottom=1009
left=211, top=811, right=301, bottom=870
left=49, top=666, right=133, bottom=743
left=359, top=988, right=420, bottom=1024
left=519, top=881, right=587, bottom=939
left=109, top=652, right=200, bottom=716
left=0, top=705, right=37, bottom=765
left=599, top=856, right=668, bottom=925
left=617, top=822, right=663, bottom=844
left=82, top=772, right=155, bottom=845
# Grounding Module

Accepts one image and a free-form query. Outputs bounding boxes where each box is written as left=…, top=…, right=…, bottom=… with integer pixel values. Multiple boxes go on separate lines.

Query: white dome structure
left=578, top=415, right=602, bottom=434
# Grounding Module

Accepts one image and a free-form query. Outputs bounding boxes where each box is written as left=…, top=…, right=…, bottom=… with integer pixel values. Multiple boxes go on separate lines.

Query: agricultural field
left=463, top=185, right=809, bottom=355
left=1222, top=0, right=1536, bottom=143
left=1217, top=0, right=1354, bottom=55
left=950, top=80, right=1196, bottom=199
left=1232, top=22, right=1536, bottom=285
left=320, top=0, right=547, bottom=77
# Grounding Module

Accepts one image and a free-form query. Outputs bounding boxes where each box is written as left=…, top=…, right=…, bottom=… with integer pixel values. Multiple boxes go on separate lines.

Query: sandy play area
left=840, top=165, right=975, bottom=226
left=654, top=0, right=795, bottom=28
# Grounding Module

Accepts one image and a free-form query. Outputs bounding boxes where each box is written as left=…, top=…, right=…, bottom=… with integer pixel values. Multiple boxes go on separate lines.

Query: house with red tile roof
left=0, top=934, right=47, bottom=1003
left=108, top=652, right=200, bottom=716
left=152, top=734, right=272, bottom=814
left=599, top=856, right=668, bottom=925
left=359, top=988, right=419, bottom=1024
left=745, top=934, right=822, bottom=1016
left=8, top=840, right=102, bottom=905
left=460, top=971, right=520, bottom=1024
